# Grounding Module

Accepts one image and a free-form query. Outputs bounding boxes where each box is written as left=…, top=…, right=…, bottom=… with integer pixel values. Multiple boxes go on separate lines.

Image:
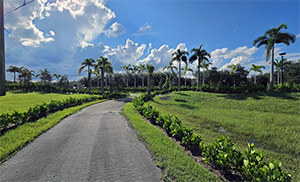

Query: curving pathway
left=0, top=98, right=161, bottom=182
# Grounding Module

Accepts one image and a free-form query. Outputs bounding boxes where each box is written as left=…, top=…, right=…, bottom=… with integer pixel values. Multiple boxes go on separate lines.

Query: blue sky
left=4, top=0, right=300, bottom=81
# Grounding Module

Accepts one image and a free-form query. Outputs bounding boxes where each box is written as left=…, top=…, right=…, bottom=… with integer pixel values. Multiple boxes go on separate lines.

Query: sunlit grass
left=0, top=92, right=93, bottom=114
left=148, top=91, right=300, bottom=181
left=122, top=102, right=220, bottom=181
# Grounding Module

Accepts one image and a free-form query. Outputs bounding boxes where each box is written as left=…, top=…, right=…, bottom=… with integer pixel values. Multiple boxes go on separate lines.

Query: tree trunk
left=88, top=65, right=91, bottom=95
left=126, top=72, right=129, bottom=87
left=142, top=75, right=144, bottom=87
left=134, top=75, right=136, bottom=88
left=269, top=47, right=274, bottom=92
left=280, top=62, right=283, bottom=84
left=147, top=75, right=151, bottom=99
left=170, top=73, right=172, bottom=87
left=184, top=76, right=187, bottom=87
left=14, top=72, right=16, bottom=83
left=178, top=61, right=181, bottom=91
left=197, top=64, right=200, bottom=91
left=203, top=69, right=205, bottom=85
left=254, top=75, right=256, bottom=84
left=277, top=72, right=280, bottom=85
left=101, top=69, right=104, bottom=94
left=110, top=74, right=113, bottom=93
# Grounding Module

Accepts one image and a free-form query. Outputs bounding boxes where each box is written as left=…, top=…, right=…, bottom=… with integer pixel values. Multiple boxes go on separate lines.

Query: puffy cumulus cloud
left=137, top=43, right=187, bottom=72
left=50, top=30, right=55, bottom=36
left=105, top=22, right=126, bottom=38
left=210, top=46, right=258, bottom=70
left=133, top=23, right=152, bottom=36
left=105, top=39, right=147, bottom=66
left=5, top=0, right=124, bottom=48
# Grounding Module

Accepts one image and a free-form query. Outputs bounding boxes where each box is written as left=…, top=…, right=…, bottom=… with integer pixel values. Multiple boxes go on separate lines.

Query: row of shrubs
left=0, top=92, right=127, bottom=131
left=132, top=93, right=292, bottom=182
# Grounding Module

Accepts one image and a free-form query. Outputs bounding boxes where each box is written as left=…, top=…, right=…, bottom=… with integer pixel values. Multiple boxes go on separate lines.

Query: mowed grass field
left=0, top=92, right=93, bottom=114
left=149, top=91, right=300, bottom=181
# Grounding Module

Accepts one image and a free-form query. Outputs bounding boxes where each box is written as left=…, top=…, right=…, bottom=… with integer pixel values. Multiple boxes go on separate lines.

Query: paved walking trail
left=0, top=98, right=161, bottom=181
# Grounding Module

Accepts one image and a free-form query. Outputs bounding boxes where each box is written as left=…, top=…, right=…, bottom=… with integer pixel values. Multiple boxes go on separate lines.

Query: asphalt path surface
left=0, top=98, right=161, bottom=182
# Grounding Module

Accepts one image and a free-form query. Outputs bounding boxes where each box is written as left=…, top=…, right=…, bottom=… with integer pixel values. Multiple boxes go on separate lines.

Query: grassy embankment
left=0, top=92, right=106, bottom=163
left=147, top=91, right=300, bottom=181
left=123, top=103, right=220, bottom=181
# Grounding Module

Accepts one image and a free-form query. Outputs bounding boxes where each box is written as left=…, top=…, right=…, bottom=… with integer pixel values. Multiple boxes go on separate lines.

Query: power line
left=4, top=0, right=35, bottom=16
left=4, top=28, right=48, bottom=69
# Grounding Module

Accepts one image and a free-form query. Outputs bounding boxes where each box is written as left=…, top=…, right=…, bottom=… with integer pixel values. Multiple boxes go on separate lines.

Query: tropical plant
left=6, top=65, right=20, bottom=83
left=181, top=63, right=193, bottom=87
left=52, top=73, right=62, bottom=85
left=200, top=59, right=212, bottom=85
left=95, top=56, right=112, bottom=93
left=253, top=23, right=296, bottom=91
left=36, top=68, right=52, bottom=84
left=172, top=49, right=189, bottom=91
left=129, top=65, right=139, bottom=88
left=249, top=64, right=265, bottom=84
left=163, top=61, right=177, bottom=87
left=274, top=58, right=291, bottom=85
left=146, top=64, right=155, bottom=99
left=227, top=63, right=241, bottom=87
left=105, top=63, right=114, bottom=93
left=18, top=67, right=34, bottom=85
left=138, top=64, right=146, bottom=87
left=189, top=45, right=211, bottom=91
left=121, top=64, right=131, bottom=87
left=78, top=58, right=96, bottom=94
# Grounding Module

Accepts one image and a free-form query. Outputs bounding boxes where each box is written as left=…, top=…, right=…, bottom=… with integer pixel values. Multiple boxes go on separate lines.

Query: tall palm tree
left=181, top=63, right=193, bottom=87
left=249, top=64, right=265, bottom=84
left=78, top=58, right=96, bottom=94
left=138, top=64, right=146, bottom=87
left=105, top=64, right=114, bottom=93
left=189, top=44, right=211, bottom=91
left=146, top=64, right=155, bottom=99
left=227, top=63, right=241, bottom=87
left=129, top=65, right=139, bottom=88
left=121, top=64, right=131, bottom=87
left=253, top=23, right=296, bottom=91
left=274, top=58, right=291, bottom=85
left=163, top=61, right=177, bottom=87
left=200, top=60, right=212, bottom=85
left=52, top=73, right=61, bottom=85
left=95, top=56, right=112, bottom=94
left=6, top=65, right=20, bottom=83
left=172, top=49, right=189, bottom=91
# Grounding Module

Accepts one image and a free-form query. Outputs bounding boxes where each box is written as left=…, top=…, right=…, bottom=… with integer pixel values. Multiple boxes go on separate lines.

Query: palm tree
left=95, top=56, right=112, bottom=94
left=129, top=65, right=139, bottom=88
left=199, top=60, right=212, bottom=85
left=172, top=49, right=189, bottom=91
left=6, top=65, right=20, bottom=83
left=253, top=23, right=296, bottom=91
left=163, top=61, right=177, bottom=87
left=105, top=64, right=114, bottom=93
left=274, top=58, right=290, bottom=85
left=227, top=63, right=241, bottom=87
left=249, top=64, right=265, bottom=84
left=52, top=73, right=61, bottom=85
left=189, top=45, right=211, bottom=91
left=181, top=63, right=193, bottom=87
left=78, top=58, right=96, bottom=94
left=121, top=64, right=131, bottom=87
left=138, top=64, right=146, bottom=87
left=146, top=64, right=155, bottom=99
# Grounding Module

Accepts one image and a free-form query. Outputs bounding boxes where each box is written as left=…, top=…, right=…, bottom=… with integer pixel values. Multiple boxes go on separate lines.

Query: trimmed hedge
left=132, top=93, right=292, bottom=182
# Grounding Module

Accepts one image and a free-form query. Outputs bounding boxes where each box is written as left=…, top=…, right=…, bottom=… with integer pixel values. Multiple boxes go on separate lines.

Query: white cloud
left=296, top=33, right=300, bottom=38
left=50, top=30, right=55, bottom=36
left=137, top=43, right=187, bottom=72
left=210, top=46, right=258, bottom=70
left=133, top=23, right=153, bottom=36
left=105, top=22, right=126, bottom=38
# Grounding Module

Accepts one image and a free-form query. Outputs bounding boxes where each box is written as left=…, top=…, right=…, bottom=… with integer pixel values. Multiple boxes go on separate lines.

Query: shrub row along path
left=0, top=98, right=161, bottom=181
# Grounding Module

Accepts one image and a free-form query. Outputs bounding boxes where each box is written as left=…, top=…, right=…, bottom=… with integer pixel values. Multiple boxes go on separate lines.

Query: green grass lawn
left=123, top=103, right=220, bottom=182
left=149, top=91, right=300, bottom=181
left=0, top=92, right=94, bottom=114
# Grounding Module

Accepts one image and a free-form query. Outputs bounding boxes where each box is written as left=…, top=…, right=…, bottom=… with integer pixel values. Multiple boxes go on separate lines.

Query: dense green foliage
left=133, top=92, right=294, bottom=181
left=123, top=102, right=220, bottom=181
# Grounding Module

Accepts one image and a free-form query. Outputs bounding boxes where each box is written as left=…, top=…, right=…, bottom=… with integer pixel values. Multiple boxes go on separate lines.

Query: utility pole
left=0, top=0, right=5, bottom=96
